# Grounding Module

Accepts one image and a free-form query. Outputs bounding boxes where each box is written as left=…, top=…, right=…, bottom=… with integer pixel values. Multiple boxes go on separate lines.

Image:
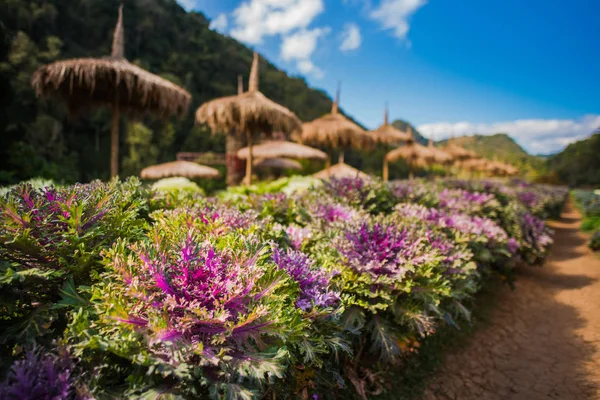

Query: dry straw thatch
left=427, top=138, right=454, bottom=165
left=196, top=52, right=301, bottom=185
left=140, top=161, right=220, bottom=180
left=313, top=162, right=370, bottom=180
left=443, top=139, right=477, bottom=161
left=254, top=157, right=302, bottom=170
left=237, top=140, right=327, bottom=160
left=383, top=126, right=435, bottom=180
left=301, top=85, right=373, bottom=150
left=459, top=158, right=489, bottom=173
left=31, top=5, right=191, bottom=178
left=31, top=58, right=191, bottom=119
left=369, top=104, right=414, bottom=145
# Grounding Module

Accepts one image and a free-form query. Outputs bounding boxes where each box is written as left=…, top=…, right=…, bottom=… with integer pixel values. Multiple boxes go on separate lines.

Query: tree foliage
left=0, top=0, right=337, bottom=184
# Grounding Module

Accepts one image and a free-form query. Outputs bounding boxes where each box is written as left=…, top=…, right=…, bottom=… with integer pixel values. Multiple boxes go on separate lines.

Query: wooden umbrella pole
left=338, top=151, right=344, bottom=164
left=245, top=131, right=253, bottom=185
left=409, top=166, right=414, bottom=180
left=110, top=97, right=120, bottom=178
left=383, top=157, right=389, bottom=182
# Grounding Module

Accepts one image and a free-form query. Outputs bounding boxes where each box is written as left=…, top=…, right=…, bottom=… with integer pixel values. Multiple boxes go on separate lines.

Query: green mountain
left=0, top=0, right=343, bottom=184
left=548, top=133, right=600, bottom=187
left=391, top=120, right=428, bottom=145
left=437, top=133, right=546, bottom=176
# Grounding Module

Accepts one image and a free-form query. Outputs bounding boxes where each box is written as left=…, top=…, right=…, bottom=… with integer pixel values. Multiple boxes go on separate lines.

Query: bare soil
left=423, top=202, right=600, bottom=400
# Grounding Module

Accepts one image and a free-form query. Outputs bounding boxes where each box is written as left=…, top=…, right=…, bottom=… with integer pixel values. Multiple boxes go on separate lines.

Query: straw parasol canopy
left=427, top=138, right=454, bottom=165
left=369, top=103, right=415, bottom=145
left=383, top=126, right=435, bottom=180
left=237, top=140, right=327, bottom=161
left=443, top=139, right=477, bottom=161
left=504, top=164, right=520, bottom=176
left=31, top=5, right=191, bottom=178
left=460, top=158, right=490, bottom=173
left=196, top=52, right=301, bottom=185
left=141, top=161, right=220, bottom=180
left=313, top=162, right=369, bottom=180
left=301, top=84, right=373, bottom=164
left=254, top=157, right=302, bottom=170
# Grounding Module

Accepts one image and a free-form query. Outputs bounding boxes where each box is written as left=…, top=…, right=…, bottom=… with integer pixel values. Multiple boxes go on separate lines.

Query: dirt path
left=423, top=202, right=600, bottom=400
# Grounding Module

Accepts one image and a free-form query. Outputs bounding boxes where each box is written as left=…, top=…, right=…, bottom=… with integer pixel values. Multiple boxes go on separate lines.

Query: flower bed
left=0, top=177, right=567, bottom=399
left=572, top=189, right=600, bottom=251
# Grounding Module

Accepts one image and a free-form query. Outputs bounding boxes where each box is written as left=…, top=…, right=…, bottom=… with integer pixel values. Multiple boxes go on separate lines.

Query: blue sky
left=179, top=0, right=599, bottom=154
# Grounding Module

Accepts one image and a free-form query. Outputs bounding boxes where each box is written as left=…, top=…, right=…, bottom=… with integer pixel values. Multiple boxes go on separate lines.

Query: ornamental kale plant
left=0, top=178, right=148, bottom=366
left=272, top=247, right=339, bottom=311
left=394, top=203, right=513, bottom=276
left=323, top=178, right=396, bottom=214
left=0, top=348, right=87, bottom=400
left=68, top=221, right=344, bottom=399
left=0, top=175, right=564, bottom=400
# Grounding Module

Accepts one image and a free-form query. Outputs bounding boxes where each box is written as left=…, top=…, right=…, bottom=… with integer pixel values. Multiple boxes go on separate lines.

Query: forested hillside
left=437, top=134, right=547, bottom=177
left=548, top=133, right=600, bottom=187
left=0, top=0, right=340, bottom=183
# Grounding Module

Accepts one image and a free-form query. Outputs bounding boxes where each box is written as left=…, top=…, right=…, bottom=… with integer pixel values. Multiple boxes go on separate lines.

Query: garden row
left=572, top=189, right=600, bottom=251
left=0, top=177, right=567, bottom=399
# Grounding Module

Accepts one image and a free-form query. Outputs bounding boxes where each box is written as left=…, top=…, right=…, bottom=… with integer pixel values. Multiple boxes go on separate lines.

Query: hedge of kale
left=0, top=177, right=567, bottom=399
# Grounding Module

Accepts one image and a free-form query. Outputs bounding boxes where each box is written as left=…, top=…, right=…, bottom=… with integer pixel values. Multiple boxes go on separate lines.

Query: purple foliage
left=395, top=203, right=508, bottom=245
left=286, top=225, right=312, bottom=249
left=114, top=233, right=268, bottom=345
left=521, top=212, right=553, bottom=251
left=312, top=203, right=357, bottom=224
left=0, top=349, right=78, bottom=400
left=272, top=248, right=339, bottom=311
left=338, top=222, right=433, bottom=280
left=437, top=188, right=496, bottom=213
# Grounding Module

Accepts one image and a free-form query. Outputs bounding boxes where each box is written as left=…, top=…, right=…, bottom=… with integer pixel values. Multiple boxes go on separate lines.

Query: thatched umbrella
left=427, top=138, right=454, bottom=165
left=301, top=84, right=373, bottom=166
left=443, top=139, right=477, bottom=161
left=459, top=158, right=490, bottom=175
left=196, top=53, right=301, bottom=185
left=505, top=164, right=520, bottom=176
left=32, top=5, right=191, bottom=178
left=140, top=160, right=220, bottom=180
left=237, top=140, right=326, bottom=161
left=384, top=127, right=435, bottom=180
left=254, top=157, right=302, bottom=170
left=369, top=104, right=414, bottom=145
left=313, top=162, right=369, bottom=180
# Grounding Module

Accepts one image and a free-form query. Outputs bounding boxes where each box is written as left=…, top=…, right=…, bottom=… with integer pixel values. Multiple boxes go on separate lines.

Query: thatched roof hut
left=301, top=85, right=373, bottom=161
left=313, top=162, right=370, bottom=180
left=254, top=157, right=302, bottom=170
left=237, top=140, right=326, bottom=160
left=31, top=5, right=191, bottom=178
left=140, top=161, right=220, bottom=180
left=369, top=104, right=414, bottom=145
left=459, top=158, right=489, bottom=173
left=196, top=52, right=301, bottom=185
left=383, top=127, right=435, bottom=180
left=443, top=139, right=477, bottom=161
left=427, top=138, right=454, bottom=165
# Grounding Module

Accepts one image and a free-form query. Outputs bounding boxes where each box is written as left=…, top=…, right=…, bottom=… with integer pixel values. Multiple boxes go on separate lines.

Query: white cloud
left=297, top=60, right=324, bottom=78
left=176, top=0, right=196, bottom=11
left=280, top=28, right=329, bottom=77
left=209, top=13, right=228, bottom=32
left=281, top=28, right=328, bottom=60
left=230, top=0, right=325, bottom=45
left=229, top=0, right=327, bottom=77
left=370, top=0, right=426, bottom=40
left=417, top=115, right=600, bottom=154
left=340, top=23, right=362, bottom=51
